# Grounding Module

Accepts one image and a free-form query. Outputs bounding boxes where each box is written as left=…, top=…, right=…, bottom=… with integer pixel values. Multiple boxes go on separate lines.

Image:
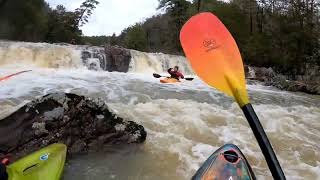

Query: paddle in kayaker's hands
left=167, top=66, right=184, bottom=80
left=153, top=66, right=193, bottom=82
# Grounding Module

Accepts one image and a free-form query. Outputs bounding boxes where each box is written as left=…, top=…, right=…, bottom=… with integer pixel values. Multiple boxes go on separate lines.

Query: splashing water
left=0, top=41, right=319, bottom=180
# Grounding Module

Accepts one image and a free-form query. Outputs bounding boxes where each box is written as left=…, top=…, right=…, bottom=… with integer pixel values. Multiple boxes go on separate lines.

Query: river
left=0, top=41, right=319, bottom=179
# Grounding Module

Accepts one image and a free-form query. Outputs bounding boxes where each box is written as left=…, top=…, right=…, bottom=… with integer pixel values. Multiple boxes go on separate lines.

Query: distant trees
left=47, top=0, right=99, bottom=43
left=46, top=5, right=81, bottom=43
left=0, top=0, right=319, bottom=75
left=231, top=0, right=320, bottom=74
left=157, top=0, right=192, bottom=52
left=82, top=36, right=109, bottom=46
left=123, top=24, right=148, bottom=51
left=103, top=0, right=318, bottom=75
left=0, top=0, right=99, bottom=43
left=0, top=0, right=49, bottom=41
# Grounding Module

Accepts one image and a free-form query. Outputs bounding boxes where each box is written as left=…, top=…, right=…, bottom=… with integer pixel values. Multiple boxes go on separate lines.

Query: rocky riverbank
left=245, top=65, right=320, bottom=95
left=0, top=93, right=147, bottom=161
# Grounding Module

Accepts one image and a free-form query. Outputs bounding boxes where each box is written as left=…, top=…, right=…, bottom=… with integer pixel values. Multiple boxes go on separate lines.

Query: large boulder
left=105, top=45, right=131, bottom=72
left=0, top=93, right=146, bottom=161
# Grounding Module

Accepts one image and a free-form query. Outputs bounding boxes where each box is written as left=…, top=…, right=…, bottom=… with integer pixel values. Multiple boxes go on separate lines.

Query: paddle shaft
left=242, top=104, right=286, bottom=180
left=0, top=70, right=32, bottom=81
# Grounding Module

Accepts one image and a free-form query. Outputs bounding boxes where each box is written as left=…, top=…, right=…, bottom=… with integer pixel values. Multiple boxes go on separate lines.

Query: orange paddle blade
left=180, top=12, right=249, bottom=107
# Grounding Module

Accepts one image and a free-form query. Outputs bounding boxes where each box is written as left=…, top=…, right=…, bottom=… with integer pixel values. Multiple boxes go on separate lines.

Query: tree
left=0, top=0, right=49, bottom=41
left=0, top=0, right=8, bottom=9
left=74, top=0, right=99, bottom=27
left=124, top=24, right=148, bottom=51
left=110, top=33, right=118, bottom=46
left=46, top=5, right=82, bottom=43
left=158, top=0, right=191, bottom=52
left=197, top=0, right=202, bottom=12
left=80, top=0, right=319, bottom=76
left=0, top=0, right=100, bottom=43
left=46, top=0, right=99, bottom=43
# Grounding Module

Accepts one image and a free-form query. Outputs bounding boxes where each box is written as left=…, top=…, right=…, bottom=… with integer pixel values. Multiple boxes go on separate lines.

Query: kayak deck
left=193, top=144, right=256, bottom=180
left=7, top=143, right=67, bottom=180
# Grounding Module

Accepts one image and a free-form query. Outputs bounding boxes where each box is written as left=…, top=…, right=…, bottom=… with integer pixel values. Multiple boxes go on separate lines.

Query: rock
left=0, top=93, right=147, bottom=161
left=80, top=45, right=131, bottom=72
left=245, top=65, right=320, bottom=95
left=306, top=84, right=320, bottom=95
left=70, top=140, right=86, bottom=153
left=105, top=45, right=131, bottom=72
left=81, top=47, right=107, bottom=70
left=32, top=122, right=49, bottom=136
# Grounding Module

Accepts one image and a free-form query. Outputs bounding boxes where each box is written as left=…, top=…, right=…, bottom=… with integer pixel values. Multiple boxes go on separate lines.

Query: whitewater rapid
left=0, top=42, right=320, bottom=180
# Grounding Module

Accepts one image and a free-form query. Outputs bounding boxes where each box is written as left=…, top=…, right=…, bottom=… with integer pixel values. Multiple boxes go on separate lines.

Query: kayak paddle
left=180, top=12, right=286, bottom=179
left=153, top=73, right=194, bottom=81
left=0, top=70, right=32, bottom=81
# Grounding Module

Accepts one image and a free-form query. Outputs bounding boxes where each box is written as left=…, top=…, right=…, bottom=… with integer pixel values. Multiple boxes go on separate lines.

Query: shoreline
left=245, top=66, right=320, bottom=95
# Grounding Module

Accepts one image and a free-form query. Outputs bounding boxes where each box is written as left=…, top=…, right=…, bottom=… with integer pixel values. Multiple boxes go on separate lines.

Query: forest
left=0, top=0, right=319, bottom=74
left=0, top=0, right=99, bottom=43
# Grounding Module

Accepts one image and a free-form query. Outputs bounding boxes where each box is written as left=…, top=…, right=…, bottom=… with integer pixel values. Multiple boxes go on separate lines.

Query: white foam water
left=0, top=41, right=319, bottom=180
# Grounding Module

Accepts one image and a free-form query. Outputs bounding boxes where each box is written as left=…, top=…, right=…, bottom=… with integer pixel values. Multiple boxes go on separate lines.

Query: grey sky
left=45, top=0, right=159, bottom=36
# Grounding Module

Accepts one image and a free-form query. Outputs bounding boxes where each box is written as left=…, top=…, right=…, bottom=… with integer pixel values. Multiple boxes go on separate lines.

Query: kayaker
left=168, top=66, right=184, bottom=80
left=0, top=161, right=8, bottom=180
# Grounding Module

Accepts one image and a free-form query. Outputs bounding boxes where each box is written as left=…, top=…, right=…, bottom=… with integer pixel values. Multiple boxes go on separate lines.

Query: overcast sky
left=45, top=0, right=159, bottom=36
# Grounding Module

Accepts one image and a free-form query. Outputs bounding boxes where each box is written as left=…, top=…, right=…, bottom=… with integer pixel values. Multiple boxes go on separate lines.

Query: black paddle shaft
left=242, top=104, right=286, bottom=180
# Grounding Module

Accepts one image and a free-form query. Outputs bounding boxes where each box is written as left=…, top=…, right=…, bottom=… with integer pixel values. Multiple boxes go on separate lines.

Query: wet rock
left=81, top=47, right=107, bottom=70
left=80, top=45, right=131, bottom=72
left=0, top=93, right=147, bottom=161
left=105, top=45, right=131, bottom=72
left=70, top=140, right=87, bottom=153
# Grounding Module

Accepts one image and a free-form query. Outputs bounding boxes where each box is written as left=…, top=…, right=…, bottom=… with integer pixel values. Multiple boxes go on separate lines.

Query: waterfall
left=129, top=50, right=193, bottom=75
left=0, top=40, right=193, bottom=75
left=248, top=66, right=256, bottom=78
left=0, top=41, right=83, bottom=68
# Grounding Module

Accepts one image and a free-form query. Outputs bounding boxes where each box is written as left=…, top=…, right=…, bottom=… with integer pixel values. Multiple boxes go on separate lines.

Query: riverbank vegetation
left=113, top=0, right=320, bottom=76
left=0, top=0, right=99, bottom=43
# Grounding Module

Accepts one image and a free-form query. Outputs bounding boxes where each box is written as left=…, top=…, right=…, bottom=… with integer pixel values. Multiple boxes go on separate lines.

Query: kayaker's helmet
left=174, top=66, right=179, bottom=71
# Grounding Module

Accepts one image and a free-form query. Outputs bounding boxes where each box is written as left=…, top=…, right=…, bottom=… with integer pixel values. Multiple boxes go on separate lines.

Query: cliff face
left=0, top=93, right=146, bottom=161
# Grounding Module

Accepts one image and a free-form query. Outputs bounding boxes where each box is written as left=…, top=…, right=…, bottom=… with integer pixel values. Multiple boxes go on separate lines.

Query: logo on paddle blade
left=203, top=39, right=220, bottom=52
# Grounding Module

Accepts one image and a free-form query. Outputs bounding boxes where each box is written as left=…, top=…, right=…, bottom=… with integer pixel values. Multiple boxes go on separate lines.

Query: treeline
left=1, top=0, right=319, bottom=74
left=0, top=0, right=99, bottom=43
left=88, top=0, right=320, bottom=74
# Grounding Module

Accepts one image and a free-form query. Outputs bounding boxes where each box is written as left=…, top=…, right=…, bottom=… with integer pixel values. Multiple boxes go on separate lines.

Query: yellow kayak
left=6, top=143, right=67, bottom=180
left=160, top=78, right=180, bottom=83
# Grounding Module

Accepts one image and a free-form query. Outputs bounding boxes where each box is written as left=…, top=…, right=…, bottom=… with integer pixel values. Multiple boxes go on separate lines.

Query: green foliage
left=75, top=0, right=99, bottom=27
left=124, top=24, right=148, bottom=51
left=82, top=36, right=109, bottom=46
left=46, top=5, right=82, bottom=43
left=0, top=0, right=99, bottom=43
left=157, top=0, right=191, bottom=52
left=1, top=0, right=319, bottom=75
left=232, top=0, right=320, bottom=74
left=141, top=14, right=173, bottom=53
left=0, top=0, right=49, bottom=41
